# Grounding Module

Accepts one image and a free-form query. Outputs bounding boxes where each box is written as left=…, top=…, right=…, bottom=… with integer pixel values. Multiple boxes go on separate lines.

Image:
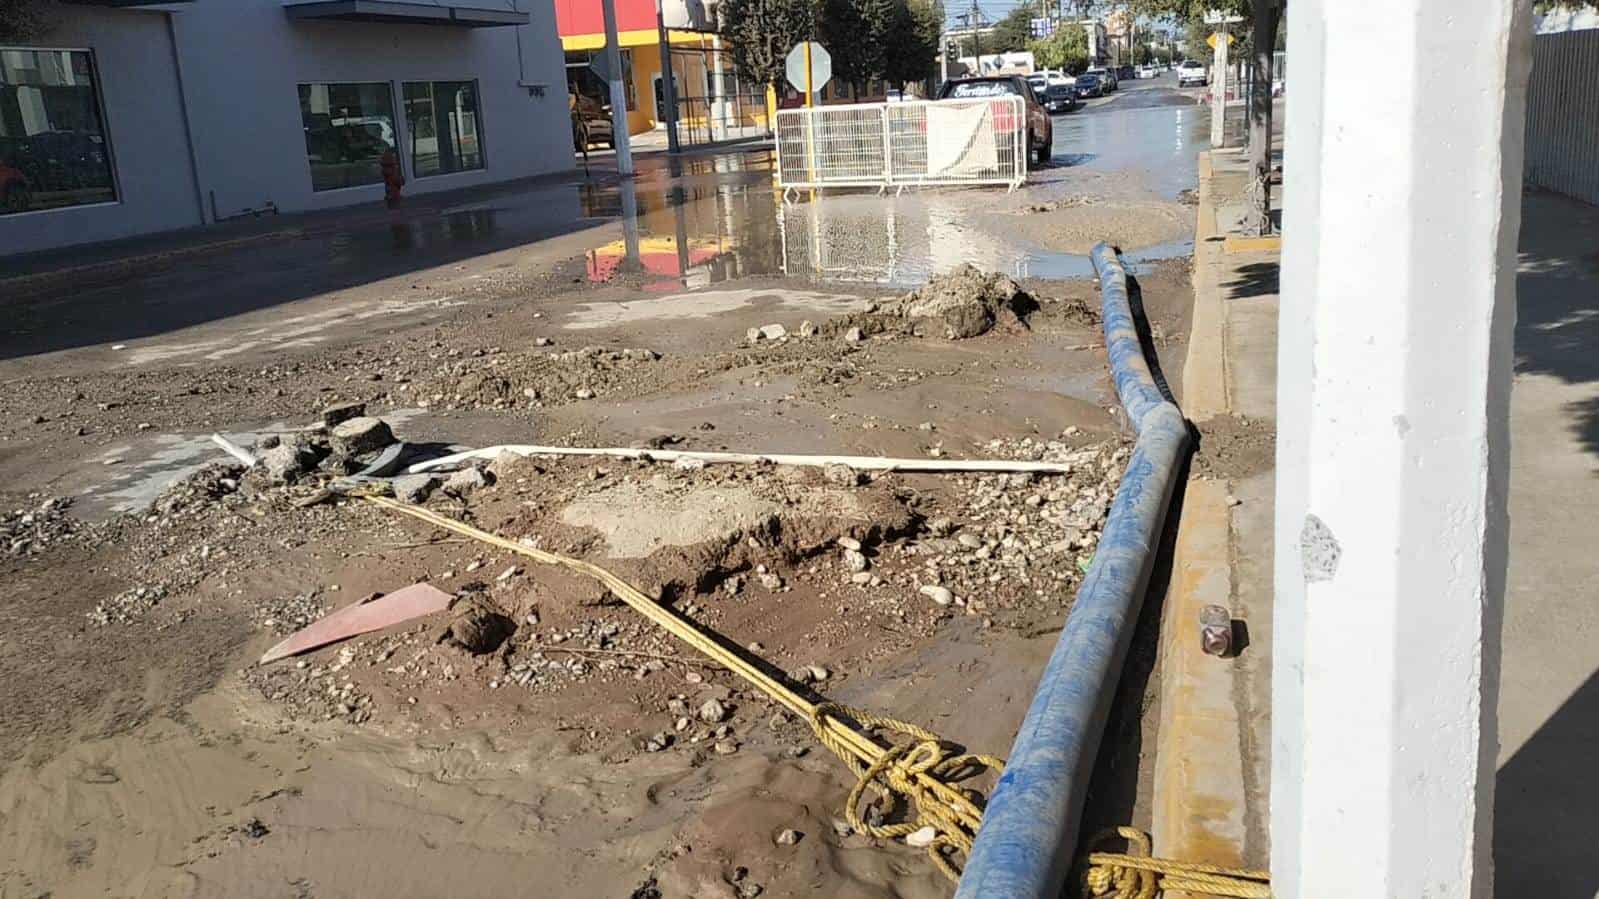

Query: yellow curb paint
left=1152, top=150, right=1251, bottom=897
left=1223, top=235, right=1283, bottom=254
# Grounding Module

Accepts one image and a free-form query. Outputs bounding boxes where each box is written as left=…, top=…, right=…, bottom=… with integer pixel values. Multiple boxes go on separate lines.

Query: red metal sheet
left=259, top=583, right=454, bottom=665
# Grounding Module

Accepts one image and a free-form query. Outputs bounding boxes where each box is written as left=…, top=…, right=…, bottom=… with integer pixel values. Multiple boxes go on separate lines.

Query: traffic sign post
left=785, top=41, right=832, bottom=107
left=1204, top=10, right=1242, bottom=148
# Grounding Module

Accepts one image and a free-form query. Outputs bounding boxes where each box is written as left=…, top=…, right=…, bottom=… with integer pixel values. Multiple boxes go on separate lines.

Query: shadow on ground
left=1513, top=190, right=1599, bottom=463
left=1496, top=667, right=1599, bottom=895
left=1223, top=261, right=1279, bottom=300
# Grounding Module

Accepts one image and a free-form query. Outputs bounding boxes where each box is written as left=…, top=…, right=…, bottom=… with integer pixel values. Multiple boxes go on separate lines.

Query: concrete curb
left=1151, top=150, right=1252, bottom=892
left=955, top=245, right=1190, bottom=899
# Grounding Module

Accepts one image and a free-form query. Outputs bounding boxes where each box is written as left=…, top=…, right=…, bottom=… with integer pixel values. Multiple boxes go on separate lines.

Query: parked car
left=1074, top=71, right=1105, bottom=98
left=1137, top=64, right=1158, bottom=79
left=570, top=92, right=615, bottom=151
left=1177, top=59, right=1209, bottom=87
left=1026, top=72, right=1078, bottom=113
left=1086, top=66, right=1117, bottom=92
left=936, top=75, right=1054, bottom=167
left=1116, top=64, right=1136, bottom=81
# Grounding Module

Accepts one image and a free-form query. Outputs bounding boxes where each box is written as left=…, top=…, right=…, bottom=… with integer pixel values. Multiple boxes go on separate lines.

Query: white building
left=0, top=0, right=571, bottom=256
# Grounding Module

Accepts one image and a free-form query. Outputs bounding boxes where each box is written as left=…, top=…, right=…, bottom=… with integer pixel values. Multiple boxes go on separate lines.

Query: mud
left=1191, top=414, right=1277, bottom=480
left=0, top=104, right=1206, bottom=898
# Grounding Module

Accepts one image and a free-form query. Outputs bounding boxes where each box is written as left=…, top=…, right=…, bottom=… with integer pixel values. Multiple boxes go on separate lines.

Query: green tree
left=1030, top=25, right=1090, bottom=73
left=0, top=0, right=49, bottom=41
left=722, top=0, right=820, bottom=88
left=884, top=0, right=943, bottom=89
left=821, top=0, right=887, bottom=95
left=988, top=6, right=1036, bottom=53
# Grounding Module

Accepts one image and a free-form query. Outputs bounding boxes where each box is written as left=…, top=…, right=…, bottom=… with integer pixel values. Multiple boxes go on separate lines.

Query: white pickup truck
left=1176, top=59, right=1209, bottom=87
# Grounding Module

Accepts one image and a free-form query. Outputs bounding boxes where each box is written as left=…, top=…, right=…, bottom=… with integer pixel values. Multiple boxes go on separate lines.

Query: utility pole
left=600, top=0, right=633, bottom=175
left=971, top=0, right=982, bottom=68
left=654, top=0, right=680, bottom=152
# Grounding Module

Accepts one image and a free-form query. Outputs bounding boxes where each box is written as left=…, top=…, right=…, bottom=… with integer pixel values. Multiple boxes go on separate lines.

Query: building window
left=297, top=82, right=396, bottom=192
left=564, top=49, right=635, bottom=111
left=402, top=81, right=484, bottom=177
left=0, top=48, right=116, bottom=216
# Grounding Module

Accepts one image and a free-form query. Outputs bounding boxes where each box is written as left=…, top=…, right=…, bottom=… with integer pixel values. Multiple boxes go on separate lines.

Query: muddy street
left=0, top=89, right=1205, bottom=899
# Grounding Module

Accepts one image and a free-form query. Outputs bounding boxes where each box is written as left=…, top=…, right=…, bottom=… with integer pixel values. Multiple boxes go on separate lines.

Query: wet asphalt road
left=0, top=80, right=1209, bottom=363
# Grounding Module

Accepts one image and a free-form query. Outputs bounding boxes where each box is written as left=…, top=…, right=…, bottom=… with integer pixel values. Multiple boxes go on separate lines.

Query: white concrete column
left=1272, top=2, right=1533, bottom=897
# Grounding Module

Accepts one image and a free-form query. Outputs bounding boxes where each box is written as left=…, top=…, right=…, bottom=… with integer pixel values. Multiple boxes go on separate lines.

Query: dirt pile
left=3, top=495, right=79, bottom=558
left=422, top=344, right=664, bottom=411
left=891, top=265, right=1037, bottom=339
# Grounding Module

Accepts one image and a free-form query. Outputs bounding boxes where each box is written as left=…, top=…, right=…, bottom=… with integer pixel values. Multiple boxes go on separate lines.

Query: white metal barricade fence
left=775, top=97, right=1027, bottom=194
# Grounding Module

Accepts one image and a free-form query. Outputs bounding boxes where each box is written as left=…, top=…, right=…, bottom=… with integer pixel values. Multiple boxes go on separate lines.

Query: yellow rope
left=1083, top=828, right=1272, bottom=899
left=363, top=495, right=1002, bottom=880
left=363, top=496, right=1272, bottom=895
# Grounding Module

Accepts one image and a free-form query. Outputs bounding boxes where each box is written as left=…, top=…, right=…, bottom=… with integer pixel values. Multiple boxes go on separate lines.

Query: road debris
left=259, top=583, right=454, bottom=664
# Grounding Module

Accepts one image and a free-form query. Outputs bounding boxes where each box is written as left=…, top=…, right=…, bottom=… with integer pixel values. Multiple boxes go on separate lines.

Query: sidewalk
left=1160, top=151, right=1599, bottom=895
left=1152, top=148, right=1277, bottom=877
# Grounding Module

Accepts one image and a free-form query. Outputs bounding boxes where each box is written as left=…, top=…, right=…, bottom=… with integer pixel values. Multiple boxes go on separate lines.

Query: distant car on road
left=1026, top=72, right=1078, bottom=113
left=1176, top=59, right=1209, bottom=87
left=937, top=75, right=1054, bottom=167
left=1074, top=72, right=1105, bottom=98
left=1137, top=64, right=1158, bottom=79
left=1116, top=64, right=1136, bottom=81
left=1086, top=66, right=1118, bottom=92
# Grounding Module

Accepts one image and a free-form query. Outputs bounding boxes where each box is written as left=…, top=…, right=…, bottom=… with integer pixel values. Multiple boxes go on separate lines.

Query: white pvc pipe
left=406, top=444, right=1077, bottom=475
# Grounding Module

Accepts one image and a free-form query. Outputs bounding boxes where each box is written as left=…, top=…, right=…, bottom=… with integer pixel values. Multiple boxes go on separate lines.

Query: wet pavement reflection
left=576, top=96, right=1213, bottom=290
left=3, top=91, right=1214, bottom=360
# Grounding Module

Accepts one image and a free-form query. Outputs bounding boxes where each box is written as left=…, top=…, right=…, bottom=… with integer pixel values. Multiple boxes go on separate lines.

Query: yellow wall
left=566, top=32, right=770, bottom=138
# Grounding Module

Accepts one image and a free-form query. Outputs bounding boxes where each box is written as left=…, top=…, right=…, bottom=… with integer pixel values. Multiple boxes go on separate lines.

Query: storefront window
left=403, top=81, right=484, bottom=177
left=297, top=82, right=397, bottom=191
left=0, top=48, right=116, bottom=216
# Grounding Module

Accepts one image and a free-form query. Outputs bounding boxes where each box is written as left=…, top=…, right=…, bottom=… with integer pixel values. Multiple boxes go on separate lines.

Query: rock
left=392, top=474, right=438, bottom=503
left=644, top=732, right=671, bottom=752
left=446, top=608, right=516, bottom=654
left=899, top=264, right=1034, bottom=339
left=775, top=829, right=803, bottom=846
left=823, top=464, right=863, bottom=487
left=260, top=443, right=314, bottom=484
left=831, top=818, right=853, bottom=837
left=905, top=825, right=939, bottom=848
left=331, top=417, right=394, bottom=455
left=444, top=467, right=490, bottom=496
left=321, top=401, right=366, bottom=428
left=837, top=537, right=862, bottom=551
left=842, top=549, right=869, bottom=573
left=798, top=320, right=818, bottom=338
left=496, top=565, right=521, bottom=581
left=698, top=698, right=728, bottom=723
left=757, top=572, right=783, bottom=590
left=1226, top=494, right=1242, bottom=507
left=843, top=326, right=864, bottom=344
left=746, top=327, right=763, bottom=343
left=920, top=585, right=955, bottom=606
left=957, top=533, right=983, bottom=549
left=533, top=336, right=553, bottom=347
left=806, top=665, right=830, bottom=682
left=758, top=323, right=788, bottom=341
left=575, top=387, right=595, bottom=400
left=849, top=572, right=872, bottom=585
left=927, top=516, right=955, bottom=537
left=713, top=740, right=739, bottom=755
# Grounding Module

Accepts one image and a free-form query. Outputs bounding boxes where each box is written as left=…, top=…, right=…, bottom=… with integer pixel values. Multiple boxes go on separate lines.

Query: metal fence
left=775, top=97, right=1027, bottom=192
left=1525, top=29, right=1599, bottom=206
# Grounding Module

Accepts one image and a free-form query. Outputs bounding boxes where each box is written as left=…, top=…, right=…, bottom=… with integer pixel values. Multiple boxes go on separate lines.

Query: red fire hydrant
left=381, top=148, right=404, bottom=208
